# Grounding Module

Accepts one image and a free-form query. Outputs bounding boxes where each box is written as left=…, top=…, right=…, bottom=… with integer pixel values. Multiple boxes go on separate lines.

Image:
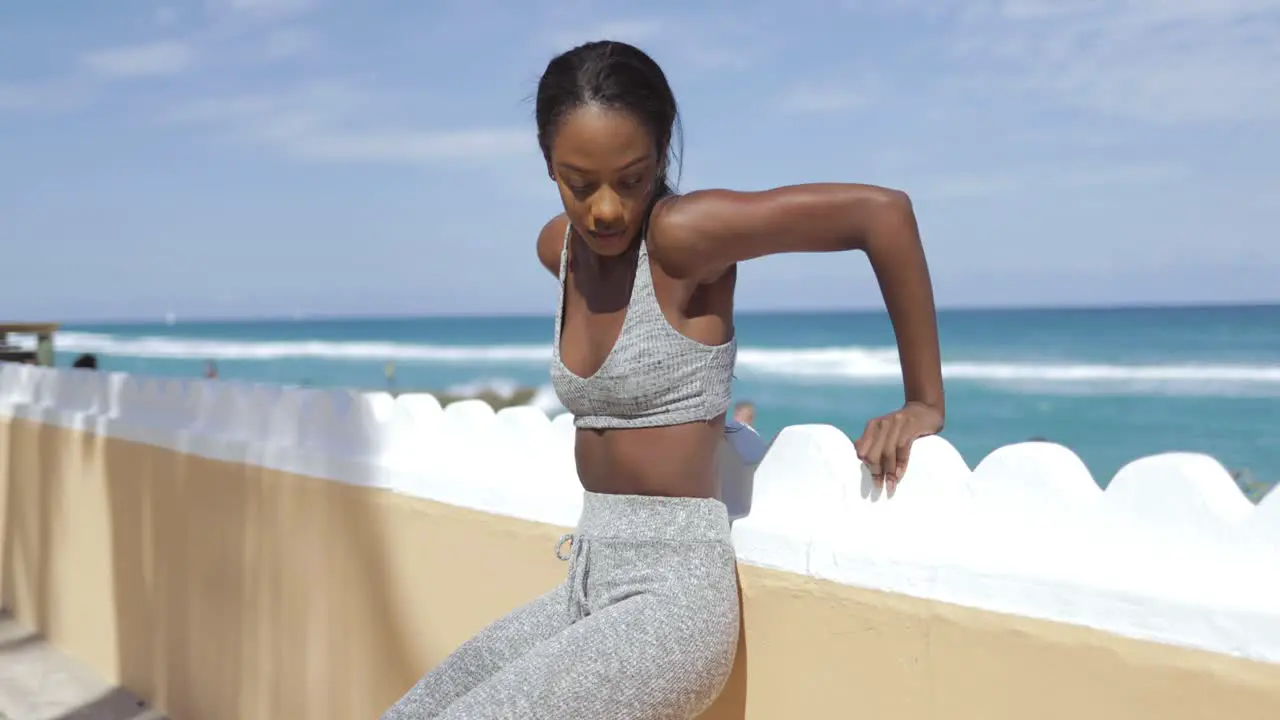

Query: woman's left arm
left=651, top=184, right=945, bottom=490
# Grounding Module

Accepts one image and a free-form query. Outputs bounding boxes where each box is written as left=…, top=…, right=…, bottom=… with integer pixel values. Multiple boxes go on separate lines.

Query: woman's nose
left=592, top=189, right=624, bottom=226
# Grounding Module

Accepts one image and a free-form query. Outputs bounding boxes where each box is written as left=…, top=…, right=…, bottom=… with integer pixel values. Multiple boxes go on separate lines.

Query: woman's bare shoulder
left=537, top=214, right=570, bottom=277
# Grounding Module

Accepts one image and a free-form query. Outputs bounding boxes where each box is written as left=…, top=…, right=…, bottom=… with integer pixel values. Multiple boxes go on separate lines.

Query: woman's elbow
left=850, top=186, right=918, bottom=253
left=870, top=186, right=914, bottom=225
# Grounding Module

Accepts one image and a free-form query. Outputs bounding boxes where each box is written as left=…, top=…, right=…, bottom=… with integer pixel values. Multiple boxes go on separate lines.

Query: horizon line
left=25, top=299, right=1280, bottom=327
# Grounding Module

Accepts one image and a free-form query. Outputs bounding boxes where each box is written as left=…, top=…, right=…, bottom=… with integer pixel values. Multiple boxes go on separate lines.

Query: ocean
left=27, top=305, right=1280, bottom=492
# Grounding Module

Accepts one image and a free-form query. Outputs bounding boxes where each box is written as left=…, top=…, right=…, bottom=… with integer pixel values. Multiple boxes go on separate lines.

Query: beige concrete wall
left=4, top=415, right=1279, bottom=720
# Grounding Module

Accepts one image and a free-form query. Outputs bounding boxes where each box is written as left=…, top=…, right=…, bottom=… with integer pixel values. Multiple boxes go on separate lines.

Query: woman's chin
left=586, top=231, right=632, bottom=255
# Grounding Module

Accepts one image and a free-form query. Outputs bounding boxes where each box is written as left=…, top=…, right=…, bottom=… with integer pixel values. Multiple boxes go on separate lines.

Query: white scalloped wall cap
left=2, top=365, right=1279, bottom=663
left=379, top=393, right=445, bottom=470
left=1106, top=452, right=1255, bottom=539
left=1251, top=486, right=1280, bottom=547
left=730, top=421, right=1280, bottom=664
left=377, top=399, right=584, bottom=528
left=729, top=424, right=861, bottom=574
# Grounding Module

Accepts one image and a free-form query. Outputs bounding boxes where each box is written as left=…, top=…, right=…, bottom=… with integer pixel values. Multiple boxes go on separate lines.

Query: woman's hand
left=853, top=401, right=944, bottom=491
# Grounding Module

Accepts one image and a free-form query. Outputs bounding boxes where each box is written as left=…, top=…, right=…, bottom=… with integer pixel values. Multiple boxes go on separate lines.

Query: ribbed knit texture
left=550, top=223, right=737, bottom=429
left=380, top=492, right=740, bottom=719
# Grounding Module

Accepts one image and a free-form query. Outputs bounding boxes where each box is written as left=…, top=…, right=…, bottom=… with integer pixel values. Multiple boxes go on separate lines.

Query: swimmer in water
left=382, top=40, right=944, bottom=719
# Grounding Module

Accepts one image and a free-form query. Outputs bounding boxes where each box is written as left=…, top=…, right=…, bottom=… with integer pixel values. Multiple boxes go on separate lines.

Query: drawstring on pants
left=555, top=533, right=590, bottom=621
left=555, top=533, right=575, bottom=561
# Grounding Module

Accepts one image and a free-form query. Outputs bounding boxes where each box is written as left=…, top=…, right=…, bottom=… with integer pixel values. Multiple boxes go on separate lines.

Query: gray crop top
left=550, top=223, right=737, bottom=429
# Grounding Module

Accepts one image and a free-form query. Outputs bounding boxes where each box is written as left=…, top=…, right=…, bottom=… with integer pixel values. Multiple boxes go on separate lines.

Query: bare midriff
left=573, top=417, right=726, bottom=498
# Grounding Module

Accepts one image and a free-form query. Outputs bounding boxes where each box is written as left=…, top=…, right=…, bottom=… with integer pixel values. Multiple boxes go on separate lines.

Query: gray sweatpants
left=381, top=491, right=740, bottom=719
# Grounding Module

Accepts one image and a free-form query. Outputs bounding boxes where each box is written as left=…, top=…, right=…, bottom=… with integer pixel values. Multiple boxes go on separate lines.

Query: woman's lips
left=591, top=229, right=626, bottom=244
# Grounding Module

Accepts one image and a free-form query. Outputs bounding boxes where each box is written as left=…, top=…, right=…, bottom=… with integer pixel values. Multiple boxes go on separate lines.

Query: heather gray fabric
left=380, top=491, right=740, bottom=720
left=550, top=223, right=738, bottom=430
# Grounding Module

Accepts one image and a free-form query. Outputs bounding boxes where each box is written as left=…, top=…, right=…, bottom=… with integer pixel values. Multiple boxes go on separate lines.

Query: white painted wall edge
left=1, top=366, right=1277, bottom=666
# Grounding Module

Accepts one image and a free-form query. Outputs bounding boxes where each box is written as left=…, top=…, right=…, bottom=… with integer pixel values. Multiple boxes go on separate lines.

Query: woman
left=383, top=40, right=944, bottom=719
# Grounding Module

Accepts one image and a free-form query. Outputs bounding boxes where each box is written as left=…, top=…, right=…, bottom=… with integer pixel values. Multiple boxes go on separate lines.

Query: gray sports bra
left=550, top=223, right=737, bottom=429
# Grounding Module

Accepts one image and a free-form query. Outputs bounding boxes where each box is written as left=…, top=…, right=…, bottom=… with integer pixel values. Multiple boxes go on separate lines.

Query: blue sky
left=2, top=0, right=1278, bottom=321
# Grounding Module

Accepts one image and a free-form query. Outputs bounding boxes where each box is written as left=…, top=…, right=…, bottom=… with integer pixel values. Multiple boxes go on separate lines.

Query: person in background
left=732, top=400, right=756, bottom=427
left=385, top=361, right=398, bottom=395
left=72, top=353, right=98, bottom=370
left=204, top=360, right=218, bottom=379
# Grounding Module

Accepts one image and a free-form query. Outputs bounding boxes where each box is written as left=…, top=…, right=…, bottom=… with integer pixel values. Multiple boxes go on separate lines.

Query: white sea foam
left=21, top=331, right=1280, bottom=395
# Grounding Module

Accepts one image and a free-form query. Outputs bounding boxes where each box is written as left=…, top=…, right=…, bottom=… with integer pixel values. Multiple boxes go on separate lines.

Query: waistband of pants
left=574, top=491, right=731, bottom=543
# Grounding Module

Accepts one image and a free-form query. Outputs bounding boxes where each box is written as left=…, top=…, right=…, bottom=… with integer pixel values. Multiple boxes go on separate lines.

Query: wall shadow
left=102, top=426, right=163, bottom=710
left=7, top=401, right=1280, bottom=720
left=1, top=418, right=50, bottom=633
left=102, top=427, right=249, bottom=719
left=318, top=468, right=420, bottom=717
left=97, top=404, right=425, bottom=717
left=701, top=567, right=749, bottom=719
left=54, top=686, right=166, bottom=720
left=1, top=417, right=16, bottom=613
left=36, top=418, right=64, bottom=636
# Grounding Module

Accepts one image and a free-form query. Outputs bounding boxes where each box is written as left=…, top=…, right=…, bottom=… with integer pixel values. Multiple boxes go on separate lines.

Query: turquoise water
left=32, top=305, right=1280, bottom=489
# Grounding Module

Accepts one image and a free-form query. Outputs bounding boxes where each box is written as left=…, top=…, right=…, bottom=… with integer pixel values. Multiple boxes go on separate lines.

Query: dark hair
left=536, top=40, right=682, bottom=198
left=72, top=353, right=98, bottom=370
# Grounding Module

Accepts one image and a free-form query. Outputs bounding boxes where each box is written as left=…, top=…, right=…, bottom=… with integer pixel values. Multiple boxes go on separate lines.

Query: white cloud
left=923, top=162, right=1187, bottom=199
left=549, top=19, right=666, bottom=48
left=263, top=26, right=319, bottom=59
left=848, top=0, right=1280, bottom=123
left=166, top=82, right=531, bottom=165
left=547, top=15, right=762, bottom=73
left=154, top=6, right=180, bottom=26
left=164, top=81, right=360, bottom=132
left=4, top=3, right=318, bottom=114
left=0, top=83, right=58, bottom=111
left=81, top=41, right=195, bottom=78
left=779, top=79, right=876, bottom=115
left=296, top=129, right=530, bottom=163
left=213, top=0, right=317, bottom=20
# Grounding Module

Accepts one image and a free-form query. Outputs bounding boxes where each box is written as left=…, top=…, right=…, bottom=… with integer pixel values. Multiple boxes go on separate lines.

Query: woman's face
left=549, top=105, right=660, bottom=257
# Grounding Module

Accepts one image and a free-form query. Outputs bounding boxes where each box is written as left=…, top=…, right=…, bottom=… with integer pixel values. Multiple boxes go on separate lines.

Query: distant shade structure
left=719, top=419, right=768, bottom=522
